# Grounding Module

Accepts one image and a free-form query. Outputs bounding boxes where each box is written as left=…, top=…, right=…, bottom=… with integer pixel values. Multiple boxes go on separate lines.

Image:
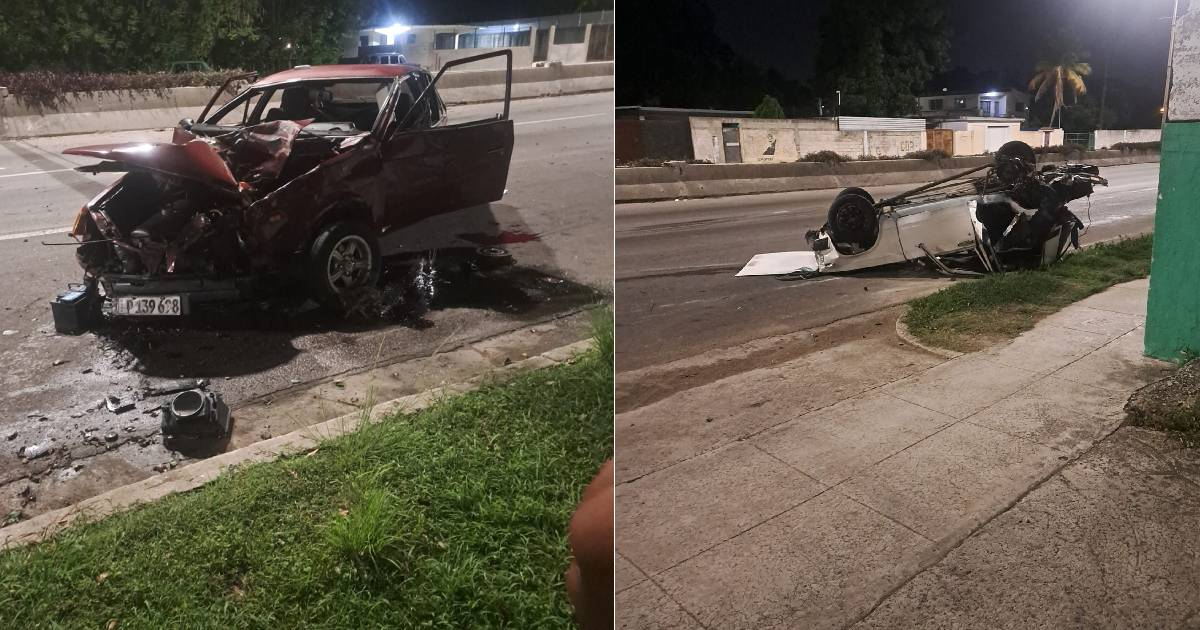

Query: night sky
left=698, top=0, right=1184, bottom=120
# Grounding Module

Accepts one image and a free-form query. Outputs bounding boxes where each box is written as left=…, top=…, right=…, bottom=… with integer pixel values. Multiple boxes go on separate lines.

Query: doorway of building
left=533, top=28, right=550, bottom=62
left=984, top=125, right=1010, bottom=153
left=722, top=123, right=742, bottom=163
left=586, top=24, right=614, bottom=61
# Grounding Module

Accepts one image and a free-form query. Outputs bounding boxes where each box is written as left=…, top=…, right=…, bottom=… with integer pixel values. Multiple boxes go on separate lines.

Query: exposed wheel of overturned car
left=827, top=188, right=879, bottom=254
left=308, top=222, right=382, bottom=309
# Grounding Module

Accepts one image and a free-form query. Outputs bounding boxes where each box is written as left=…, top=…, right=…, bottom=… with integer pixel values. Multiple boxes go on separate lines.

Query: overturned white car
left=738, top=141, right=1108, bottom=278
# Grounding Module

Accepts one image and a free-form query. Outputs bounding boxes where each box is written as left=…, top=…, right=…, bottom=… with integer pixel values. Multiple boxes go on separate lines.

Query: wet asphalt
left=0, top=92, right=614, bottom=519
left=616, top=161, right=1161, bottom=372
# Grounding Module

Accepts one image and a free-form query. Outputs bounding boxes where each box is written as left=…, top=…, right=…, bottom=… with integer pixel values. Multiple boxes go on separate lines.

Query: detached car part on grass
left=737, top=141, right=1108, bottom=278
left=55, top=51, right=515, bottom=329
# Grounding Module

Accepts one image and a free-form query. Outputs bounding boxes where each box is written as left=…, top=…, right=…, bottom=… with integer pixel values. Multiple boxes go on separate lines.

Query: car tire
left=996, top=140, right=1036, bottom=167
left=834, top=187, right=875, bottom=204
left=307, top=222, right=382, bottom=309
left=826, top=193, right=879, bottom=254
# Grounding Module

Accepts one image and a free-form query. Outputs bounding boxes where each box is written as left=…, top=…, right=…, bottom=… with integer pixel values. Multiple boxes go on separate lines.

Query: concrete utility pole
left=1145, top=3, right=1200, bottom=360
left=1163, top=0, right=1181, bottom=125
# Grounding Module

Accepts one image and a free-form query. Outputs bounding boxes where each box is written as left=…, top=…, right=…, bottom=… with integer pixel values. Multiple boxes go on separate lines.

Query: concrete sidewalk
left=616, top=279, right=1192, bottom=629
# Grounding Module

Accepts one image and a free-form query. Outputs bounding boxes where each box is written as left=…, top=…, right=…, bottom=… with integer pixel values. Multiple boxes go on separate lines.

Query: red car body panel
left=64, top=141, right=238, bottom=190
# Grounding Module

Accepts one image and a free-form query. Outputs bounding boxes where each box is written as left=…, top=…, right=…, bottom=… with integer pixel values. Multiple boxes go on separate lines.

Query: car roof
left=251, top=64, right=419, bottom=88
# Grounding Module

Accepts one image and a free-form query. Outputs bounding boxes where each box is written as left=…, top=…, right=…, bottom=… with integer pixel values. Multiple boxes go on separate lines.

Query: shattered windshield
left=205, top=79, right=394, bottom=134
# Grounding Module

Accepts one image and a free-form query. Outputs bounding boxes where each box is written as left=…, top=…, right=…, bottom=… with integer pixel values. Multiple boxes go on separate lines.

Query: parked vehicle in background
left=169, top=60, right=213, bottom=73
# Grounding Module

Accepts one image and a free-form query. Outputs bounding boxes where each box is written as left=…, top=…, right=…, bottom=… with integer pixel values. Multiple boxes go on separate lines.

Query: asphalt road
left=616, top=161, right=1160, bottom=373
left=0, top=92, right=613, bottom=510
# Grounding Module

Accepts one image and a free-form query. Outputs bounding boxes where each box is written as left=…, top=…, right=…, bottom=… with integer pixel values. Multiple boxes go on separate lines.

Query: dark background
left=618, top=0, right=1184, bottom=128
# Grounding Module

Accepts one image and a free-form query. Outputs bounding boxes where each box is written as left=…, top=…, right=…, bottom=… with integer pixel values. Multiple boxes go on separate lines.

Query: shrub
left=1033, top=143, right=1088, bottom=156
left=903, top=148, right=951, bottom=160
left=1110, top=140, right=1161, bottom=152
left=801, top=150, right=851, bottom=164
left=0, top=69, right=248, bottom=110
left=753, top=94, right=786, bottom=119
left=856, top=154, right=903, bottom=161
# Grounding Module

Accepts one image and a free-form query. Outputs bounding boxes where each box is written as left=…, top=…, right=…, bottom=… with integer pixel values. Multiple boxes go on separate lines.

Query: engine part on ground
left=161, top=389, right=232, bottom=439
left=50, top=284, right=100, bottom=334
left=474, top=245, right=514, bottom=270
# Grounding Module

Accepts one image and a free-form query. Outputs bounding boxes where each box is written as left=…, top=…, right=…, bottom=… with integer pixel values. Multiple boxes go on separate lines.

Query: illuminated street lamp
left=374, top=22, right=411, bottom=46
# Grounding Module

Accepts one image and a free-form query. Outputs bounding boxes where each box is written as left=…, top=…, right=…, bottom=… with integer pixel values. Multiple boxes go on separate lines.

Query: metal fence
left=1063, top=132, right=1093, bottom=149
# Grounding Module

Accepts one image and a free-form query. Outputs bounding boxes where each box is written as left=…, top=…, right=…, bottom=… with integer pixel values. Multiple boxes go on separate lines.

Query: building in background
left=918, top=89, right=1031, bottom=122
left=341, top=11, right=614, bottom=71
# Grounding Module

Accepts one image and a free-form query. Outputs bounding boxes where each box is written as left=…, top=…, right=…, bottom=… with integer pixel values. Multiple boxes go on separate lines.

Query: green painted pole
left=1145, top=122, right=1200, bottom=360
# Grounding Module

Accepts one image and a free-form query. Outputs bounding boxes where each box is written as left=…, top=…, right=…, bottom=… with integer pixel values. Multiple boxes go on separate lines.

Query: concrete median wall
left=436, top=61, right=612, bottom=103
left=1094, top=128, right=1162, bottom=148
left=616, top=150, right=1161, bottom=203
left=0, top=61, right=613, bottom=139
left=0, top=86, right=231, bottom=139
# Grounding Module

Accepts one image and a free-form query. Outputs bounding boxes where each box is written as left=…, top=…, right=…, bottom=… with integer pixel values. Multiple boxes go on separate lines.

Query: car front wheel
left=308, top=222, right=381, bottom=308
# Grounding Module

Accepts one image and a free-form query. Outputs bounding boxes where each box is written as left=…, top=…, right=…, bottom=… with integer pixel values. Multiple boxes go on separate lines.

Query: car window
left=391, top=73, right=445, bottom=134
left=207, top=90, right=271, bottom=126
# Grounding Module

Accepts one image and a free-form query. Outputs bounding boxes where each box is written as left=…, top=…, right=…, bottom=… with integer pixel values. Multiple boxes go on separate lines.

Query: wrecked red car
left=58, top=51, right=513, bottom=325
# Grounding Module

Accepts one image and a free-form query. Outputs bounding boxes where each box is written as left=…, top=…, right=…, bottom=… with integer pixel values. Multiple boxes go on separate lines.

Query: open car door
left=377, top=50, right=514, bottom=220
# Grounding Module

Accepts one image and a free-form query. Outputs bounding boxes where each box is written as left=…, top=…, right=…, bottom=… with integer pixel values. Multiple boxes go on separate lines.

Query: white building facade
left=342, top=11, right=614, bottom=71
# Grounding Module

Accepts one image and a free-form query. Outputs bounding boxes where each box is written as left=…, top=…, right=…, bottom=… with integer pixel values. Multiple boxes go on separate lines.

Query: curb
left=894, top=307, right=964, bottom=360
left=890, top=231, right=1154, bottom=362
left=0, top=338, right=595, bottom=550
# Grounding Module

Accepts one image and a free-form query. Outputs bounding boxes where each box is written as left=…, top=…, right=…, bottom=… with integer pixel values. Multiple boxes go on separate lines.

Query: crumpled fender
left=64, top=141, right=238, bottom=190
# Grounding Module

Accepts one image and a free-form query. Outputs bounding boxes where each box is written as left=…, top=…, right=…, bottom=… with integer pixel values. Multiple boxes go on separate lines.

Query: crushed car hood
left=64, top=140, right=239, bottom=190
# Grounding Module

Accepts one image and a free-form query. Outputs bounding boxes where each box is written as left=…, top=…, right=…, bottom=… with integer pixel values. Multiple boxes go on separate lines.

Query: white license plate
left=113, top=295, right=182, bottom=316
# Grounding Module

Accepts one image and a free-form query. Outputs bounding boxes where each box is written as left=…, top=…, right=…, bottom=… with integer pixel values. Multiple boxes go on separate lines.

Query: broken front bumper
left=98, top=274, right=255, bottom=315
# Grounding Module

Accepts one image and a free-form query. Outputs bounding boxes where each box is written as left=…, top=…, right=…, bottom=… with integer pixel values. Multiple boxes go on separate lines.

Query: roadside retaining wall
left=0, top=86, right=232, bottom=139
left=0, top=61, right=613, bottom=139
left=1094, top=128, right=1162, bottom=148
left=616, top=150, right=1161, bottom=202
left=689, top=117, right=926, bottom=163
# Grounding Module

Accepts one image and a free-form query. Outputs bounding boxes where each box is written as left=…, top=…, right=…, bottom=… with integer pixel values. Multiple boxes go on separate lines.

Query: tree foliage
left=0, top=0, right=360, bottom=74
left=1029, top=54, right=1091, bottom=129
left=754, top=95, right=786, bottom=119
left=813, top=0, right=951, bottom=117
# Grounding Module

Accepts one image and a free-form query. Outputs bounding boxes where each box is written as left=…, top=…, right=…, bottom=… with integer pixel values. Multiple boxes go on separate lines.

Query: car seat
left=265, top=87, right=315, bottom=122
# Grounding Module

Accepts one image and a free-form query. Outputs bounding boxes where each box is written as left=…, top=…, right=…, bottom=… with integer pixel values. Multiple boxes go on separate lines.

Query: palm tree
left=1029, top=54, right=1091, bottom=129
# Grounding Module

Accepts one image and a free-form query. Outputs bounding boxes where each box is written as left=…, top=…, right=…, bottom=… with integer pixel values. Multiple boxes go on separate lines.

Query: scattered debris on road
left=21, top=442, right=52, bottom=460
left=104, top=395, right=135, bottom=414
left=143, top=378, right=207, bottom=396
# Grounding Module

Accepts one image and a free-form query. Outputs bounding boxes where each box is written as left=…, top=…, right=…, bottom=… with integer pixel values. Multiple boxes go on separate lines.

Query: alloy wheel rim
left=327, top=235, right=372, bottom=291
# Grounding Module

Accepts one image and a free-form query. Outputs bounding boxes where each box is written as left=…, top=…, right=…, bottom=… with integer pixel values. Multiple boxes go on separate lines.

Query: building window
left=553, top=26, right=587, bottom=45
left=359, top=35, right=369, bottom=48
left=455, top=30, right=531, bottom=49
left=407, top=33, right=417, bottom=45
left=434, top=32, right=456, bottom=50
left=928, top=98, right=943, bottom=110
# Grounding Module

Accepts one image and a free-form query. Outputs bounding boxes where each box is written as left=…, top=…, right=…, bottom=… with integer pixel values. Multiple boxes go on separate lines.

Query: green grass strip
left=903, top=235, right=1153, bottom=352
left=0, top=311, right=614, bottom=630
